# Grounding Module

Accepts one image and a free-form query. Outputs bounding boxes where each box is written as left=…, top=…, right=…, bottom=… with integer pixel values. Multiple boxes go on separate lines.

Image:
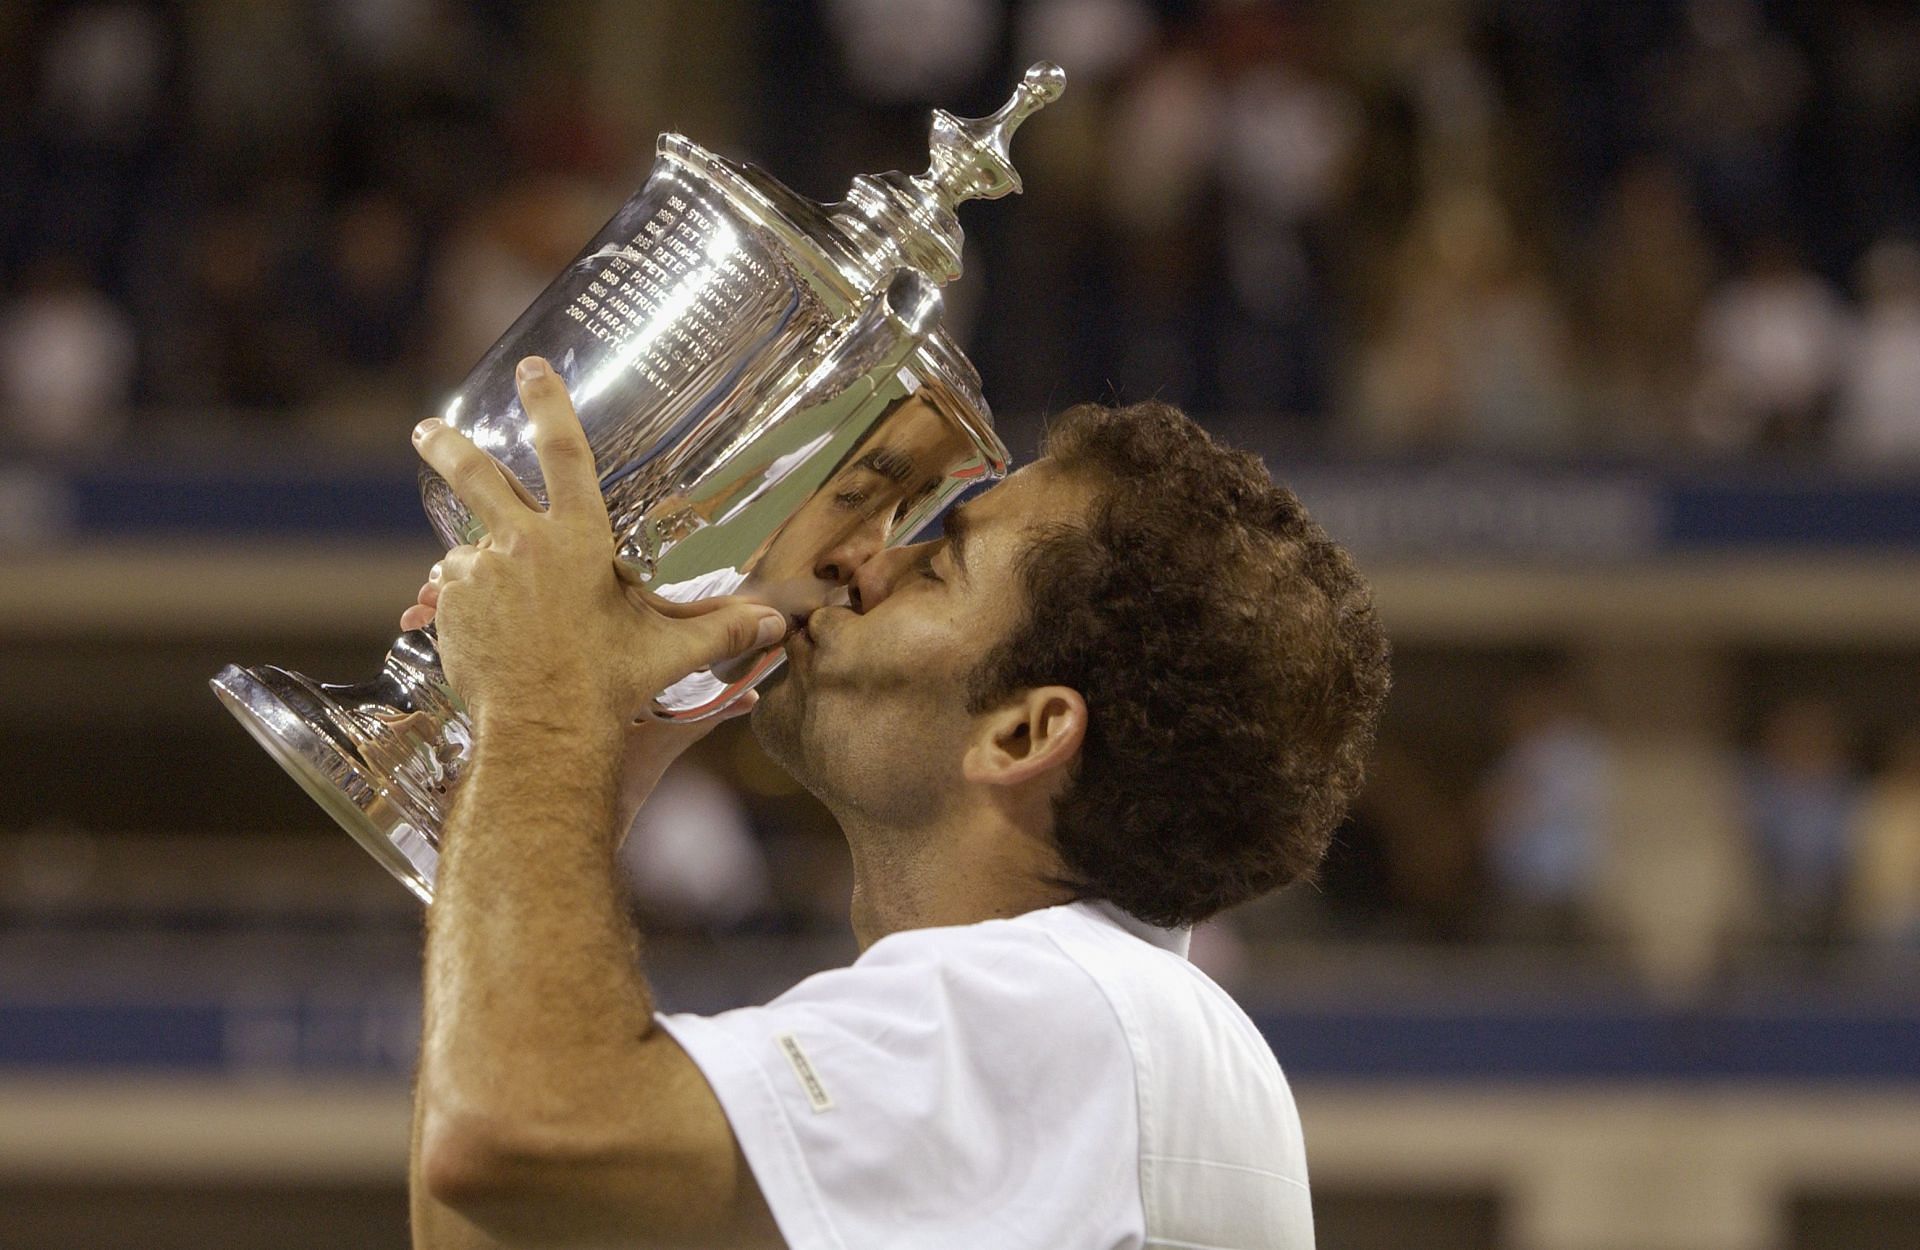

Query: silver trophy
left=212, top=64, right=1066, bottom=902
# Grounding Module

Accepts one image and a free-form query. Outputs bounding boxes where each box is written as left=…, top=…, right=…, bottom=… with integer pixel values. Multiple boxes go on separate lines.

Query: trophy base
left=212, top=625, right=773, bottom=904
left=211, top=640, right=461, bottom=903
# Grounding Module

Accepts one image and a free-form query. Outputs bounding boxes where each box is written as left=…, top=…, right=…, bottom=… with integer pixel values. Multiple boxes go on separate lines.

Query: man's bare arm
left=415, top=719, right=773, bottom=1247
left=406, top=357, right=783, bottom=1248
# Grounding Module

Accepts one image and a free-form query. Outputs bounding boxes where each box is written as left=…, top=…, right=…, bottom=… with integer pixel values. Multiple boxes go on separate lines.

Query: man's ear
left=961, top=685, right=1087, bottom=789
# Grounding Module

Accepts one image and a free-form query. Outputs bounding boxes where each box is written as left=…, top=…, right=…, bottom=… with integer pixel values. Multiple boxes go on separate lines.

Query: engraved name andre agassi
left=778, top=1033, right=835, bottom=1113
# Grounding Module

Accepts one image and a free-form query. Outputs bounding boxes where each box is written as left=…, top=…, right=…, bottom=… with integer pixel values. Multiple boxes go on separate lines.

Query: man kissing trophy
left=212, top=64, right=1067, bottom=902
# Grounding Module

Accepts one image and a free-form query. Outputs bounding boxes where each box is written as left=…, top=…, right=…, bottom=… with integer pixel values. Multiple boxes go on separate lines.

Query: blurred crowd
left=3, top=0, right=1919, bottom=460
left=952, top=0, right=1920, bottom=457
left=1306, top=677, right=1920, bottom=959
left=0, top=0, right=622, bottom=454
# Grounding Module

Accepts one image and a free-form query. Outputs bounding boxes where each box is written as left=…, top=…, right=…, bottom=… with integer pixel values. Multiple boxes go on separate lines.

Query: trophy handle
left=644, top=268, right=945, bottom=722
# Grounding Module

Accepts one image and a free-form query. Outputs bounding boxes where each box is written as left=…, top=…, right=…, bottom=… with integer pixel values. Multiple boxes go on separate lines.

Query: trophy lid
left=647, top=64, right=1064, bottom=479
left=923, top=61, right=1069, bottom=204
left=658, top=61, right=1064, bottom=293
left=831, top=61, right=1067, bottom=286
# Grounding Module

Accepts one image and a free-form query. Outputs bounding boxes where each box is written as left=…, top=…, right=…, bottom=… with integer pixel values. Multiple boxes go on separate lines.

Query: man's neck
left=838, top=809, right=1075, bottom=950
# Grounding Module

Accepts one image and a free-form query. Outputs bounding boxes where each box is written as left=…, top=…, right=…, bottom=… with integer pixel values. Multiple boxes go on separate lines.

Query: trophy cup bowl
left=211, top=63, right=1065, bottom=902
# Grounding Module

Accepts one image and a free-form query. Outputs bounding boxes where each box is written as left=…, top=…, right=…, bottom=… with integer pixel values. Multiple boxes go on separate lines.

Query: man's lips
left=790, top=604, right=853, bottom=651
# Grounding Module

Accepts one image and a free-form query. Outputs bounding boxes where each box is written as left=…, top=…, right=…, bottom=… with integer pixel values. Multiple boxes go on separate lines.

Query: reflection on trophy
left=210, top=63, right=1066, bottom=902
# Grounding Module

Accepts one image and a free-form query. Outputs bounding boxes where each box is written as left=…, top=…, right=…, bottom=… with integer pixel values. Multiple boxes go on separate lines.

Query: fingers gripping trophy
left=211, top=64, right=1066, bottom=902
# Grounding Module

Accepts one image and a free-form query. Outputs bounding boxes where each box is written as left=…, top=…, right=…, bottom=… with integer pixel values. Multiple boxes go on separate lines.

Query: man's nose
left=847, top=542, right=922, bottom=614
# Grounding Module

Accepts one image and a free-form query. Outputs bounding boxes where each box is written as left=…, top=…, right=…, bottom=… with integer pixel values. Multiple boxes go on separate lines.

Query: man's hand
left=399, top=566, right=759, bottom=834
left=411, top=355, right=787, bottom=737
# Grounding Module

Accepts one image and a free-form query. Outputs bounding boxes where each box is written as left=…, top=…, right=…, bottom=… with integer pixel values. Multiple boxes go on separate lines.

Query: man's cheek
left=880, top=630, right=971, bottom=692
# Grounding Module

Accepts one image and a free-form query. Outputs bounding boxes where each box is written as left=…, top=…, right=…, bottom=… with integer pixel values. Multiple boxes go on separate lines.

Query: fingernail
left=412, top=418, right=439, bottom=443
left=428, top=562, right=443, bottom=583
left=754, top=612, right=787, bottom=648
left=517, top=356, right=549, bottom=383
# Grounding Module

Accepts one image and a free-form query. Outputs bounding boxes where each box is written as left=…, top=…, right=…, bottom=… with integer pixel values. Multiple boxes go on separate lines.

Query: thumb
left=653, top=601, right=789, bottom=680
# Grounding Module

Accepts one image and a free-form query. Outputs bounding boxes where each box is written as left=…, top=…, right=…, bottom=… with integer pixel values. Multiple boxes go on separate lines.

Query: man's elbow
left=419, top=1104, right=615, bottom=1239
left=417, top=1104, right=744, bottom=1247
left=419, top=1106, right=538, bottom=1217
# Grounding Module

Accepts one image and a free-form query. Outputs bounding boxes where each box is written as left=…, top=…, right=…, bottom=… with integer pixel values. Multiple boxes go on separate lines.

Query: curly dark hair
left=967, top=401, right=1391, bottom=927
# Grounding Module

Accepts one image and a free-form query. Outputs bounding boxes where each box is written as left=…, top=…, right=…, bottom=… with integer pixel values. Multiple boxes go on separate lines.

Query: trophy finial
left=829, top=62, right=1066, bottom=285
left=920, top=61, right=1067, bottom=209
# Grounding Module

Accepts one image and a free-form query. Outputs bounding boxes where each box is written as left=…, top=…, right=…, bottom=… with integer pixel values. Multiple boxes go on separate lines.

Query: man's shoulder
left=665, top=906, right=1156, bottom=1248
left=1009, top=906, right=1292, bottom=1104
left=849, top=904, right=1125, bottom=1011
left=860, top=901, right=1182, bottom=991
left=999, top=903, right=1226, bottom=1016
left=761, top=901, right=1258, bottom=1075
left=754, top=905, right=1149, bottom=1055
left=856, top=903, right=1242, bottom=1046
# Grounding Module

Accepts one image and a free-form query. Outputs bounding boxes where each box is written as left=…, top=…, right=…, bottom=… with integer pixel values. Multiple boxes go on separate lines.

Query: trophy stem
left=211, top=629, right=469, bottom=902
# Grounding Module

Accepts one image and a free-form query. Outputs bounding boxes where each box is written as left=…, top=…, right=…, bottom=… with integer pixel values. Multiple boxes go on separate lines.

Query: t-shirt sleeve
left=654, top=923, right=1142, bottom=1250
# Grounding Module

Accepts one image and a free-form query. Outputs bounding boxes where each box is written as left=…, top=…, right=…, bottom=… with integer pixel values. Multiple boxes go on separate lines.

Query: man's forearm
left=416, top=715, right=663, bottom=1155
left=403, top=354, right=776, bottom=1245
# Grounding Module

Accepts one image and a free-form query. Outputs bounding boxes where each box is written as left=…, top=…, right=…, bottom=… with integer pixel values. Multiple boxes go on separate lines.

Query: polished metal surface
left=213, top=64, right=1064, bottom=900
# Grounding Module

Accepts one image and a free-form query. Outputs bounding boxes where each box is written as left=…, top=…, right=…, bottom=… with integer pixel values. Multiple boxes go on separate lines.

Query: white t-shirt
left=656, top=900, right=1313, bottom=1249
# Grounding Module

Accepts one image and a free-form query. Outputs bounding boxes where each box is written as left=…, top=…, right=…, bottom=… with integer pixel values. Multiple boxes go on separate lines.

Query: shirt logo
left=777, top=1032, right=834, bottom=1113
